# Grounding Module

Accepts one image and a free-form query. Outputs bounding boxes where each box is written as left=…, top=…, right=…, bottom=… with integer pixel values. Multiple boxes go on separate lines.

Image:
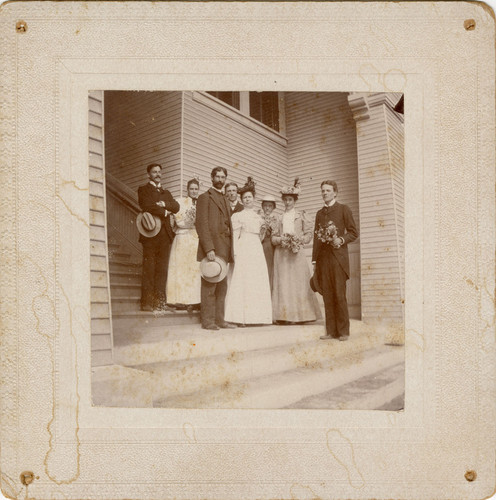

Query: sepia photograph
left=90, top=90, right=405, bottom=410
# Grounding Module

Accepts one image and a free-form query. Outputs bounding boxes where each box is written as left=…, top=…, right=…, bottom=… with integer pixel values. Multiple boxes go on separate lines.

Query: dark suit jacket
left=312, top=202, right=358, bottom=278
left=196, top=187, right=234, bottom=263
left=230, top=201, right=244, bottom=215
left=137, top=182, right=180, bottom=243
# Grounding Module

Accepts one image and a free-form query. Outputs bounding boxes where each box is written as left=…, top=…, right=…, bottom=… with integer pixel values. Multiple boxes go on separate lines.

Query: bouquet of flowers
left=259, top=213, right=279, bottom=241
left=280, top=233, right=304, bottom=253
left=184, top=205, right=196, bottom=226
left=315, top=221, right=338, bottom=244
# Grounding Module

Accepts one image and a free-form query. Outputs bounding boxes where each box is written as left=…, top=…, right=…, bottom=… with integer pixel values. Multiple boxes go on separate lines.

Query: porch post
left=347, top=92, right=405, bottom=344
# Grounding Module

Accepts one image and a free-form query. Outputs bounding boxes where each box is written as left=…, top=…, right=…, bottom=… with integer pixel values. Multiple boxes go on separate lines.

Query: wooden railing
left=106, top=173, right=142, bottom=261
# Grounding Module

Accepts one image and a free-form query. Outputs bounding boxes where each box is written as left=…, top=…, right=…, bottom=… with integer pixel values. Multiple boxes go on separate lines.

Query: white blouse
left=281, top=208, right=296, bottom=235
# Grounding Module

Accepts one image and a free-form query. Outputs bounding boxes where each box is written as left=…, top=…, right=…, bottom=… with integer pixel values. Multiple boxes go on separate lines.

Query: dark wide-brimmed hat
left=136, top=212, right=161, bottom=238
left=200, top=256, right=228, bottom=283
left=310, top=271, right=323, bottom=295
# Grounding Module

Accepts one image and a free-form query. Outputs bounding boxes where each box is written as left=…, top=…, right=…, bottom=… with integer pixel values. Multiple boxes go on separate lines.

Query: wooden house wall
left=285, top=92, right=361, bottom=316
left=181, top=91, right=289, bottom=207
left=89, top=91, right=113, bottom=366
left=385, top=106, right=405, bottom=311
left=104, top=91, right=183, bottom=197
left=354, top=99, right=404, bottom=326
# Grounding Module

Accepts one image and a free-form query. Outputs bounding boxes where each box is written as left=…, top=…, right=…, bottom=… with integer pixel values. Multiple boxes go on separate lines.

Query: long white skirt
left=225, top=232, right=272, bottom=325
left=166, top=229, right=201, bottom=305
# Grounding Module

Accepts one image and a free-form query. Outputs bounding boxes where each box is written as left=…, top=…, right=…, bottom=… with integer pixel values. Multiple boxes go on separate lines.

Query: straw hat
left=200, top=256, right=228, bottom=283
left=136, top=212, right=161, bottom=238
left=261, top=195, right=277, bottom=206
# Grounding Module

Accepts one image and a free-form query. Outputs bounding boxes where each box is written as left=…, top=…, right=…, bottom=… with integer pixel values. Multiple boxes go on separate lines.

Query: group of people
left=136, top=163, right=358, bottom=341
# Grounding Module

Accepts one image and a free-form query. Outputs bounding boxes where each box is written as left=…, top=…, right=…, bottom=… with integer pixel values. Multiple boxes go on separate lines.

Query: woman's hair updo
left=187, top=177, right=200, bottom=190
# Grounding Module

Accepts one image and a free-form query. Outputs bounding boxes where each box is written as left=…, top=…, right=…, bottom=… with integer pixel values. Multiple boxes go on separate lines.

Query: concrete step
left=120, top=323, right=391, bottom=404
left=112, top=310, right=201, bottom=332
left=92, top=365, right=154, bottom=407
left=284, top=360, right=405, bottom=410
left=114, top=319, right=380, bottom=366
left=153, top=344, right=404, bottom=409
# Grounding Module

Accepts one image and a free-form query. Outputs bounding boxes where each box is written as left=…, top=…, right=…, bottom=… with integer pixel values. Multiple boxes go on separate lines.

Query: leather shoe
left=202, top=324, right=220, bottom=330
left=217, top=322, right=237, bottom=329
left=141, top=305, right=153, bottom=312
left=153, top=305, right=175, bottom=313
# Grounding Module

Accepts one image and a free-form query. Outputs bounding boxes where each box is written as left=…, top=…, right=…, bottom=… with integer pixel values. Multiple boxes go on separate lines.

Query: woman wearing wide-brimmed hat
left=224, top=177, right=272, bottom=326
left=258, top=195, right=279, bottom=291
left=271, top=179, right=322, bottom=324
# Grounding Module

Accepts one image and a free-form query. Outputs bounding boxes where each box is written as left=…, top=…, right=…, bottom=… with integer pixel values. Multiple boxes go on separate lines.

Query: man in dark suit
left=225, top=181, right=243, bottom=215
left=138, top=163, right=180, bottom=312
left=312, top=180, right=358, bottom=341
left=196, top=167, right=236, bottom=330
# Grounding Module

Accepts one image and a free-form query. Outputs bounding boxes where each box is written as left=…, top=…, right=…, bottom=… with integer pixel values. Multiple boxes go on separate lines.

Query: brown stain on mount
left=22, top=256, right=80, bottom=484
left=326, top=429, right=365, bottom=489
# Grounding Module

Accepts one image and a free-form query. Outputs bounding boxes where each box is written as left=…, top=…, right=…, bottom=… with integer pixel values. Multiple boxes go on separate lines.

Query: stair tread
left=114, top=320, right=326, bottom=350
left=113, top=310, right=199, bottom=318
left=109, top=259, right=141, bottom=266
left=93, top=319, right=404, bottom=410
left=284, top=361, right=405, bottom=409
left=152, top=345, right=403, bottom=408
left=114, top=324, right=392, bottom=404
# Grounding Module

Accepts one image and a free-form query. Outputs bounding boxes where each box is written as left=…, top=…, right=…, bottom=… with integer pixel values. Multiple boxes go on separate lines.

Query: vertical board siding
left=104, top=91, right=183, bottom=197
left=285, top=92, right=361, bottom=317
left=89, top=91, right=113, bottom=366
left=352, top=98, right=404, bottom=326
left=182, top=91, right=289, bottom=206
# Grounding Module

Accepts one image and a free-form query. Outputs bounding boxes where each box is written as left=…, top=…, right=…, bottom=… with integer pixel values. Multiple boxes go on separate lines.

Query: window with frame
left=249, top=92, right=279, bottom=132
left=206, top=91, right=240, bottom=110
left=206, top=91, right=280, bottom=133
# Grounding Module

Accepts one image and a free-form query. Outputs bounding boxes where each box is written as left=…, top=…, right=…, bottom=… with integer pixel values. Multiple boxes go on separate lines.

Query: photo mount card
left=0, top=2, right=494, bottom=499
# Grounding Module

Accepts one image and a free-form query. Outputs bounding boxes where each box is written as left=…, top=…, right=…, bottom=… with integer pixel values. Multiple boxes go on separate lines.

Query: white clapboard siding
left=385, top=106, right=405, bottom=308
left=285, top=92, right=361, bottom=317
left=182, top=91, right=289, bottom=205
left=104, top=91, right=183, bottom=197
left=352, top=97, right=404, bottom=326
left=89, top=91, right=113, bottom=367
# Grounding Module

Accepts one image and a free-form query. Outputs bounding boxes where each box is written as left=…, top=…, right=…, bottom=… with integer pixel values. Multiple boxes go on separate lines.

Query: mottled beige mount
left=0, top=1, right=494, bottom=500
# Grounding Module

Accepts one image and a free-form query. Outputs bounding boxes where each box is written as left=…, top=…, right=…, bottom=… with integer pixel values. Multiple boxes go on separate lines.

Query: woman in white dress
left=166, top=178, right=201, bottom=310
left=225, top=178, right=272, bottom=326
